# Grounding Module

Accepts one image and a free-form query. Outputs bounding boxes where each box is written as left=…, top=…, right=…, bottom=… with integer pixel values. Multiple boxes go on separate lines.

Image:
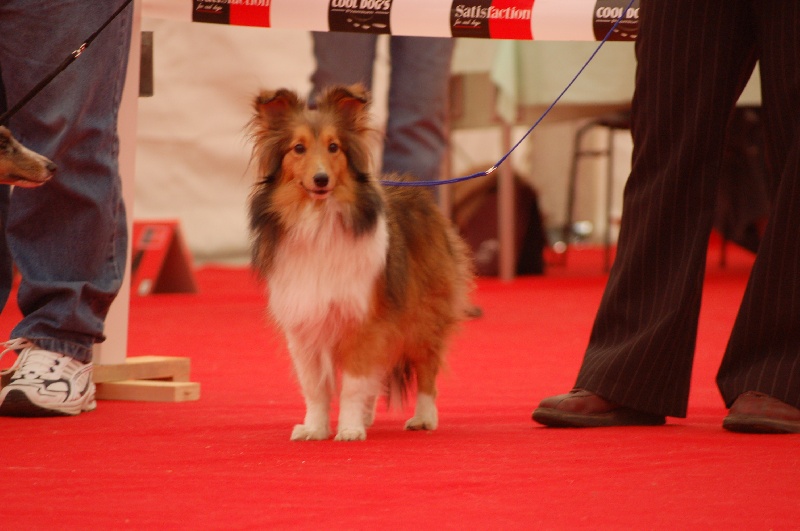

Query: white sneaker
left=0, top=339, right=96, bottom=417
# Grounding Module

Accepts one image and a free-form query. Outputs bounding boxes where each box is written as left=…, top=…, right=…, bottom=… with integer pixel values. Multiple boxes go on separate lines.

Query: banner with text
left=185, top=0, right=639, bottom=41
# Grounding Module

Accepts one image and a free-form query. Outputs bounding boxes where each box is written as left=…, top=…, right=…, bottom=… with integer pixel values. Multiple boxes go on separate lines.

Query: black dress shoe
left=532, top=388, right=666, bottom=428
left=723, top=391, right=800, bottom=434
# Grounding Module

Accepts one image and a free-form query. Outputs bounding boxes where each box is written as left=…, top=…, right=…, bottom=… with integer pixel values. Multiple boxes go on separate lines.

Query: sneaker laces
left=0, top=339, right=71, bottom=381
left=0, top=338, right=33, bottom=375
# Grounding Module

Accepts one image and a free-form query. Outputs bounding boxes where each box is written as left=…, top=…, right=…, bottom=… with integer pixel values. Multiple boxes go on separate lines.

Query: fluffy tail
left=386, top=361, right=413, bottom=409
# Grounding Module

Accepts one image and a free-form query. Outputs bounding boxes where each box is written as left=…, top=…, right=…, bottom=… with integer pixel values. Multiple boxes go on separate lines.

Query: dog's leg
left=405, top=355, right=440, bottom=431
left=289, top=341, right=333, bottom=441
left=336, top=371, right=382, bottom=441
left=363, top=394, right=378, bottom=427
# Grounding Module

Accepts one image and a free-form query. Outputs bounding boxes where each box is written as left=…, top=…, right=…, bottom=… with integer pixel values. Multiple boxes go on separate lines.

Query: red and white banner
left=147, top=0, right=639, bottom=41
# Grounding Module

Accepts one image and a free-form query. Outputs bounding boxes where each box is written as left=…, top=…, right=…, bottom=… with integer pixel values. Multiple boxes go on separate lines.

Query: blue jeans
left=311, top=33, right=454, bottom=183
left=0, top=1, right=132, bottom=363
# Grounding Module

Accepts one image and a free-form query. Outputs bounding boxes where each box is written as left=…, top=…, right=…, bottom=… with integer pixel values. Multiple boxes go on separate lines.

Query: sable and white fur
left=248, top=85, right=473, bottom=441
left=0, top=126, right=55, bottom=187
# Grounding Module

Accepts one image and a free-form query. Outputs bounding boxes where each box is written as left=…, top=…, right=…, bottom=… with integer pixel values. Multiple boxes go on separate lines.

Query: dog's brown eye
left=328, top=143, right=339, bottom=154
left=293, top=144, right=306, bottom=155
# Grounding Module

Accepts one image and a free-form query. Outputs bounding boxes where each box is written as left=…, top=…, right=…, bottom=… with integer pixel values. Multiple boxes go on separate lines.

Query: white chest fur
left=267, top=201, right=388, bottom=338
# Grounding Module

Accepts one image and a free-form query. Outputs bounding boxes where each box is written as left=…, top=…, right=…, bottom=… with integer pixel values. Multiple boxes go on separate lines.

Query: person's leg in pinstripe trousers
left=533, top=0, right=800, bottom=433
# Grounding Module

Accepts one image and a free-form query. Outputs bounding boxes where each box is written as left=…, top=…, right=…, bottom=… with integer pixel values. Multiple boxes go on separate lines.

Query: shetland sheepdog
left=248, top=84, right=473, bottom=441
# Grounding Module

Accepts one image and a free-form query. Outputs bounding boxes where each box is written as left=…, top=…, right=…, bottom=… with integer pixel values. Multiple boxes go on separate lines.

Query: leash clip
left=72, top=43, right=87, bottom=59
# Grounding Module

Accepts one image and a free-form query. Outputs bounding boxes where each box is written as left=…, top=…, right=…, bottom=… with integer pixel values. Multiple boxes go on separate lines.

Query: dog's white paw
left=334, top=427, right=367, bottom=441
left=290, top=424, right=330, bottom=441
left=404, top=416, right=438, bottom=431
left=405, top=393, right=438, bottom=431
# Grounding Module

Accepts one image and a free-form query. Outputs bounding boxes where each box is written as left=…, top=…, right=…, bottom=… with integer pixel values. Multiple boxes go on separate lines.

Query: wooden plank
left=93, top=356, right=191, bottom=383
left=95, top=380, right=200, bottom=402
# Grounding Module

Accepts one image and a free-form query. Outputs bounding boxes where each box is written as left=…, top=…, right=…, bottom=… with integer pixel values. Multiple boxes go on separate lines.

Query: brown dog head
left=0, top=126, right=56, bottom=187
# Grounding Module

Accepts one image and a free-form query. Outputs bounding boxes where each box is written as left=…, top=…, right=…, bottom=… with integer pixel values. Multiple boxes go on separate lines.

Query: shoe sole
left=532, top=407, right=666, bottom=428
left=723, top=414, right=800, bottom=434
left=0, top=389, right=95, bottom=417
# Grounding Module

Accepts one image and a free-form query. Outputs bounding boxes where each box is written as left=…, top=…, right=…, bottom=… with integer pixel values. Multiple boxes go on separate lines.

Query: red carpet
left=1, top=242, right=798, bottom=529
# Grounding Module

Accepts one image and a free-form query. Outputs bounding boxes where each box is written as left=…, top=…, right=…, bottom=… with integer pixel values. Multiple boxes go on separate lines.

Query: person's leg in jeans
left=310, top=33, right=454, bottom=183
left=0, top=0, right=132, bottom=416
left=310, top=32, right=379, bottom=102
left=382, top=36, right=453, bottom=183
left=0, top=68, right=17, bottom=313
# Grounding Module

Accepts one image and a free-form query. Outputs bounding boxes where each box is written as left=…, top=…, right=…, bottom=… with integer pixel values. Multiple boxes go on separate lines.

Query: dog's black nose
left=313, top=173, right=329, bottom=188
left=46, top=162, right=57, bottom=174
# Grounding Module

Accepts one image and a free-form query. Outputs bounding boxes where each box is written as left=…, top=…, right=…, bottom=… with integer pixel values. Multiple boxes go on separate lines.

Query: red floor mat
left=1, top=244, right=797, bottom=529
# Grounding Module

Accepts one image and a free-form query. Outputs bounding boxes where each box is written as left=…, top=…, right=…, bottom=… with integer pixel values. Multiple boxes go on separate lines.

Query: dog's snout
left=313, top=173, right=329, bottom=189
left=46, top=161, right=57, bottom=174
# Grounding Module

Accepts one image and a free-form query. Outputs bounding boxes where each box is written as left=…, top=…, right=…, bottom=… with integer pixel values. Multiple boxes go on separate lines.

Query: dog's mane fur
left=248, top=85, right=384, bottom=278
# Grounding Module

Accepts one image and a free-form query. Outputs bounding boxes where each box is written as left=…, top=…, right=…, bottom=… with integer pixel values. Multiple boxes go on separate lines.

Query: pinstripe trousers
left=574, top=0, right=800, bottom=418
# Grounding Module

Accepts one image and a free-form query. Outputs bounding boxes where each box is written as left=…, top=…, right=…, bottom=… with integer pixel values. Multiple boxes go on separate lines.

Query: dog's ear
left=317, top=84, right=371, bottom=131
left=249, top=89, right=303, bottom=182
left=253, top=89, right=302, bottom=126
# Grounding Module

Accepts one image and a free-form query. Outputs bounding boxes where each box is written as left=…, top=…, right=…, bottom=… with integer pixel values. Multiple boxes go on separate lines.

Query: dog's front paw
left=334, top=427, right=367, bottom=441
left=290, top=424, right=330, bottom=441
left=404, top=416, right=438, bottom=431
left=405, top=393, right=438, bottom=431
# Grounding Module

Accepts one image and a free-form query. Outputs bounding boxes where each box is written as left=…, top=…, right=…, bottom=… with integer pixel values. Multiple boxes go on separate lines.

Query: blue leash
left=382, top=0, right=637, bottom=187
